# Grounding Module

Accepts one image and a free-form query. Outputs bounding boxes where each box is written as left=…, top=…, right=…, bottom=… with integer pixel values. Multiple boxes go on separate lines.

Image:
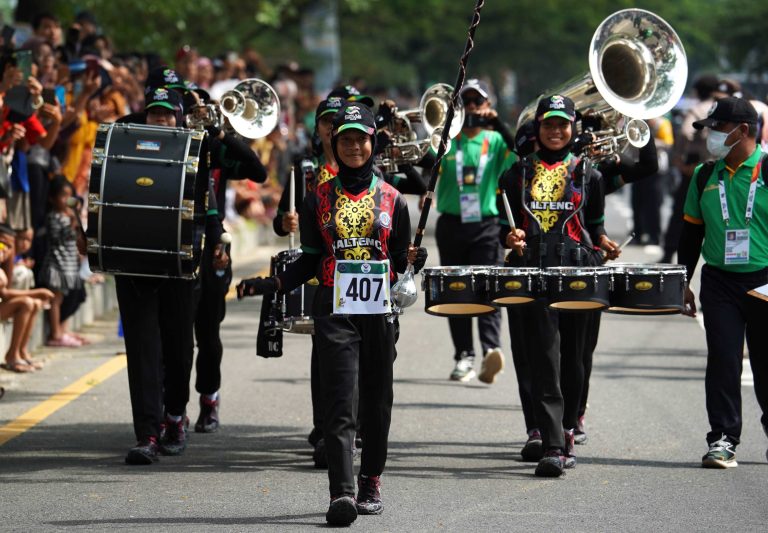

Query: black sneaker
left=326, top=494, right=357, bottom=526
left=535, top=449, right=566, bottom=477
left=574, top=415, right=587, bottom=444
left=195, top=395, right=220, bottom=433
left=521, top=429, right=543, bottom=462
left=160, top=415, right=188, bottom=456
left=125, top=436, right=159, bottom=465
left=563, top=429, right=577, bottom=469
left=356, top=474, right=383, bottom=515
left=313, top=438, right=328, bottom=469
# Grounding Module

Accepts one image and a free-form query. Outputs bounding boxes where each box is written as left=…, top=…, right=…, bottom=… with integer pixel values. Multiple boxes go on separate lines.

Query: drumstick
left=602, top=231, right=634, bottom=263
left=289, top=167, right=296, bottom=250
left=501, top=193, right=524, bottom=257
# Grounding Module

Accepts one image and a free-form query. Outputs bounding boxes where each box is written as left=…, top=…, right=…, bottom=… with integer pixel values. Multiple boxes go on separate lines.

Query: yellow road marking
left=0, top=354, right=127, bottom=447
left=225, top=267, right=270, bottom=301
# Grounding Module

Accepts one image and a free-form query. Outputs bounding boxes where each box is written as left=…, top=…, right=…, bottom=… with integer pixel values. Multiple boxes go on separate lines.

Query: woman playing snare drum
left=498, top=94, right=620, bottom=477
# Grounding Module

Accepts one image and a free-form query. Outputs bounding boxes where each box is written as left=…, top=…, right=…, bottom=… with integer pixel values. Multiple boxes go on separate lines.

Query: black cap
left=145, top=87, right=183, bottom=112
left=144, top=66, right=186, bottom=94
left=693, top=97, right=757, bottom=130
left=328, top=85, right=374, bottom=108
left=332, top=103, right=377, bottom=137
left=315, top=96, right=346, bottom=122
left=535, top=94, right=576, bottom=122
left=460, top=78, right=490, bottom=99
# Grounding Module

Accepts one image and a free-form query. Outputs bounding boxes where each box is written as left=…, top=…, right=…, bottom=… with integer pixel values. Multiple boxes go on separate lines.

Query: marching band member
left=272, top=96, right=344, bottom=468
left=238, top=103, right=427, bottom=525
left=435, top=79, right=516, bottom=384
left=116, top=88, right=229, bottom=465
left=498, top=95, right=620, bottom=477
left=188, top=88, right=268, bottom=435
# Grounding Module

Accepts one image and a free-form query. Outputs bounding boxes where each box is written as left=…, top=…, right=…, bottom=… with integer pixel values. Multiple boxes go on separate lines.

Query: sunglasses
left=462, top=94, right=487, bottom=106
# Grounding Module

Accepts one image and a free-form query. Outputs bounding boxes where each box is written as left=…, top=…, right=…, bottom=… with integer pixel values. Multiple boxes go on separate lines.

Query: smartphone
left=15, top=49, right=32, bottom=81
left=42, top=87, right=56, bottom=105
left=55, top=85, right=66, bottom=112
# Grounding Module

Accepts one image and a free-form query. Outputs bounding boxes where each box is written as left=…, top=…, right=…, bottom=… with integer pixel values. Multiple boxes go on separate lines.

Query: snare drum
left=421, top=266, right=497, bottom=317
left=86, top=123, right=205, bottom=278
left=489, top=267, right=540, bottom=305
left=544, top=266, right=611, bottom=311
left=607, top=263, right=686, bottom=315
left=273, top=249, right=316, bottom=334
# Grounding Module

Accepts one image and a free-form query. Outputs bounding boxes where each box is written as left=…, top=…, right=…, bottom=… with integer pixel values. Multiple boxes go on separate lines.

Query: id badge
left=333, top=260, right=391, bottom=315
left=724, top=229, right=750, bottom=265
left=459, top=192, right=482, bottom=223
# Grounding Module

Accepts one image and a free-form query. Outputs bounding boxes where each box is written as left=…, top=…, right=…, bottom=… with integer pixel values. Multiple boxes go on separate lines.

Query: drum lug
left=558, top=274, right=562, bottom=293
left=180, top=244, right=194, bottom=259
left=440, top=273, right=444, bottom=294
left=659, top=273, right=664, bottom=292
left=88, top=194, right=100, bottom=213
left=86, top=238, right=99, bottom=253
left=526, top=274, right=531, bottom=292
left=625, top=273, right=630, bottom=292
left=609, top=272, right=614, bottom=291
left=92, top=148, right=106, bottom=166
left=494, top=275, right=499, bottom=293
left=181, top=200, right=195, bottom=220
left=185, top=156, right=199, bottom=175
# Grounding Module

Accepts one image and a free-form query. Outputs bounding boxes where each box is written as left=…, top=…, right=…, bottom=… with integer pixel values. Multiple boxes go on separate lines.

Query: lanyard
left=717, top=160, right=761, bottom=226
left=455, top=134, right=490, bottom=191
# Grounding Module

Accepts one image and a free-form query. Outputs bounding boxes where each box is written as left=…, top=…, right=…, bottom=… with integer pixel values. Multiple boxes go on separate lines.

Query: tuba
left=517, top=9, right=687, bottom=162
left=377, top=83, right=464, bottom=173
left=187, top=78, right=281, bottom=140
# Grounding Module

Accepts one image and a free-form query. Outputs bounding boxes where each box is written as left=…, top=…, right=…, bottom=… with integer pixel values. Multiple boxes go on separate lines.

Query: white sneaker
left=450, top=355, right=476, bottom=382
left=478, top=347, right=505, bottom=384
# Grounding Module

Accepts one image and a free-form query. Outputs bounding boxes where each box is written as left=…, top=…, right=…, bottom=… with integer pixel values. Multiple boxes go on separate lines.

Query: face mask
left=706, top=126, right=742, bottom=159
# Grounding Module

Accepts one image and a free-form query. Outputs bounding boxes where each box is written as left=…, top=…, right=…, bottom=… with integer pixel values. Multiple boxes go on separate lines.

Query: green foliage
left=32, top=0, right=742, bottom=101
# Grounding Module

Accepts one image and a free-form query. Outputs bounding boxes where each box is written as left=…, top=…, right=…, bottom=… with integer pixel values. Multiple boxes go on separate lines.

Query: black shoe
left=535, top=449, right=566, bottom=477
left=563, top=429, right=577, bottom=469
left=521, top=429, right=543, bottom=462
left=574, top=415, right=587, bottom=445
left=160, top=415, right=188, bottom=456
left=194, top=395, right=220, bottom=433
left=125, top=437, right=159, bottom=465
left=326, top=495, right=357, bottom=526
left=356, top=474, right=383, bottom=515
left=313, top=438, right=328, bottom=469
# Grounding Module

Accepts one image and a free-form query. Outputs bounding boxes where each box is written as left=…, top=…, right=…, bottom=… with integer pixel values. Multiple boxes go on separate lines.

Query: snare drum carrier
left=304, top=176, right=403, bottom=316
left=87, top=123, right=205, bottom=278
left=505, top=155, right=606, bottom=309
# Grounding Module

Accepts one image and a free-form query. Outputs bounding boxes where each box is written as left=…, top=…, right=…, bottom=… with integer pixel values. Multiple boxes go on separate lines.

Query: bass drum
left=607, top=263, right=686, bottom=314
left=86, top=122, right=205, bottom=278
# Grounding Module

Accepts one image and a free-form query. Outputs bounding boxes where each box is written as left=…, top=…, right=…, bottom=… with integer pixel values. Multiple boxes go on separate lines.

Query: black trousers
left=194, top=260, right=232, bottom=395
left=663, top=173, right=691, bottom=259
left=436, top=214, right=502, bottom=358
left=508, top=305, right=595, bottom=434
left=313, top=288, right=396, bottom=497
left=116, top=276, right=198, bottom=440
left=308, top=338, right=323, bottom=446
left=699, top=265, right=768, bottom=445
left=518, top=299, right=589, bottom=450
left=506, top=307, right=536, bottom=432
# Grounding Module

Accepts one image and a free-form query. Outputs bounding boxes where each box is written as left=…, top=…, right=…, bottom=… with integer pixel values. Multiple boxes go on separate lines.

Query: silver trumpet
left=517, top=8, right=687, bottom=163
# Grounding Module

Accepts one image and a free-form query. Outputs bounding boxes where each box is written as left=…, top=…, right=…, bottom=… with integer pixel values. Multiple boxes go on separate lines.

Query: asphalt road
left=0, top=195, right=766, bottom=532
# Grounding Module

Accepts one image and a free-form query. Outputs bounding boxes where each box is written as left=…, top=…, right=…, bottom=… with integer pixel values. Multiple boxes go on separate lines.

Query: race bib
left=333, top=260, right=391, bottom=315
left=459, top=191, right=481, bottom=223
left=724, top=229, right=750, bottom=265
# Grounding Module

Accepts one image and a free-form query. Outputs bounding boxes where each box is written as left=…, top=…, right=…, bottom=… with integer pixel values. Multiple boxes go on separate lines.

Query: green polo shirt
left=435, top=129, right=516, bottom=218
left=683, top=146, right=768, bottom=272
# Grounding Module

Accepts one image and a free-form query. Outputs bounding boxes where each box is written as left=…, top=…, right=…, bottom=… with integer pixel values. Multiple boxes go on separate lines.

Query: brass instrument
left=377, top=83, right=465, bottom=173
left=517, top=9, right=687, bottom=162
left=187, top=78, right=281, bottom=140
